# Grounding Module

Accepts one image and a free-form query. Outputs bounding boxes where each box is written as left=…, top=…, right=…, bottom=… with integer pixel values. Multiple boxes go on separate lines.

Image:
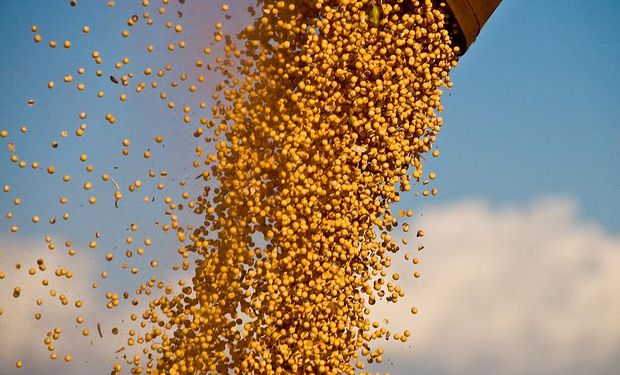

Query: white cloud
left=2, top=197, right=619, bottom=374
left=370, top=197, right=620, bottom=375
left=0, top=237, right=137, bottom=374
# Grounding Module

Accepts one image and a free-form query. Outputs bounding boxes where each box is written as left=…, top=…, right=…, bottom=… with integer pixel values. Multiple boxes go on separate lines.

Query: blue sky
left=0, top=1, right=619, bottom=374
left=0, top=1, right=617, bottom=236
left=425, top=0, right=620, bottom=233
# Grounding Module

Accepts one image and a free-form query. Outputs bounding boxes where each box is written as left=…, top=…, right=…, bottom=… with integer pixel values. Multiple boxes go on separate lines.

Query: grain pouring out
left=0, top=0, right=501, bottom=374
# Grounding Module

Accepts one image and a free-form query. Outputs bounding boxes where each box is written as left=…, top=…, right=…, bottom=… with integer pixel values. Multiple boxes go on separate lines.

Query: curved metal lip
left=444, top=0, right=502, bottom=53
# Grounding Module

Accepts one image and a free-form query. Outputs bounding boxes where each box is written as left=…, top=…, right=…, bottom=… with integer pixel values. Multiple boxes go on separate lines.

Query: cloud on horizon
left=0, top=237, right=147, bottom=375
left=1, top=196, right=619, bottom=374
left=371, top=196, right=620, bottom=375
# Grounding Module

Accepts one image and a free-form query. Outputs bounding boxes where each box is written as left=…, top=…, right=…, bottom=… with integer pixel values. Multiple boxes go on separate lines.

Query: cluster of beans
left=1, top=0, right=457, bottom=373
left=146, top=0, right=457, bottom=374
